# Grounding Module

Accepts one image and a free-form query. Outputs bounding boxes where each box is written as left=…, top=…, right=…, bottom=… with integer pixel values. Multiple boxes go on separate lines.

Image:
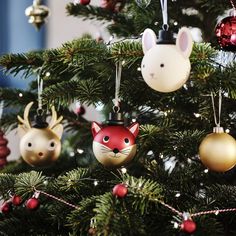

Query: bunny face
left=141, top=28, right=193, bottom=93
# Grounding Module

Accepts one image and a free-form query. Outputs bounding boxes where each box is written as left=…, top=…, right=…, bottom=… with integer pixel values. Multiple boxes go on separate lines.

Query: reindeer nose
left=113, top=148, right=119, bottom=154
left=38, top=152, right=43, bottom=157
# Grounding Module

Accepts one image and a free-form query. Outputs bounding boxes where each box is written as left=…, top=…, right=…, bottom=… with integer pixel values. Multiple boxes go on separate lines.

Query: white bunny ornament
left=141, top=28, right=193, bottom=93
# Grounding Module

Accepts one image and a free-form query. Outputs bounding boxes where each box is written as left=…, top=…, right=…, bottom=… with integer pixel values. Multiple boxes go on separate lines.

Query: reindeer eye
left=103, top=136, right=109, bottom=143
left=124, top=138, right=130, bottom=145
left=25, top=142, right=34, bottom=151
left=160, top=63, right=164, bottom=68
left=48, top=139, right=57, bottom=151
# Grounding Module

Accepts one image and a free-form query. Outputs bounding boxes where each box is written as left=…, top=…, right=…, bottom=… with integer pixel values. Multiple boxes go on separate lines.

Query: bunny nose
left=113, top=148, right=119, bottom=154
left=150, top=73, right=154, bottom=77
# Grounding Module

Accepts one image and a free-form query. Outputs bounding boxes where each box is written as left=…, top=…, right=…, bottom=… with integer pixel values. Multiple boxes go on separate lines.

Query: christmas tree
left=1, top=0, right=236, bottom=235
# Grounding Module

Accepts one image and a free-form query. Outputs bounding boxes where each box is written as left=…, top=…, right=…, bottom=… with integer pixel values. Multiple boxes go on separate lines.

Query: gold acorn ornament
left=199, top=90, right=236, bottom=172
left=17, top=102, right=63, bottom=167
left=25, top=0, right=50, bottom=30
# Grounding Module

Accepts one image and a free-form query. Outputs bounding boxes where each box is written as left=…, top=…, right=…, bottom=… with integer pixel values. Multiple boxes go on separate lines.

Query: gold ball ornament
left=199, top=127, right=236, bottom=172
left=25, top=0, right=50, bottom=30
left=18, top=102, right=63, bottom=167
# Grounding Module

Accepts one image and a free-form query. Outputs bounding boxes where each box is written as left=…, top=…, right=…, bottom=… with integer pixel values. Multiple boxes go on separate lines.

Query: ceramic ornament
left=141, top=27, right=193, bottom=93
left=91, top=114, right=139, bottom=168
left=17, top=102, right=63, bottom=167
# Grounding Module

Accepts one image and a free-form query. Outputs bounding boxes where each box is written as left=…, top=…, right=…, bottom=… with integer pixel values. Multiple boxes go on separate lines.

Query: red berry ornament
left=181, top=219, right=196, bottom=234
left=215, top=15, right=236, bottom=51
left=1, top=202, right=12, bottom=214
left=112, top=183, right=128, bottom=198
left=0, top=130, right=10, bottom=168
left=12, top=195, right=22, bottom=206
left=75, top=105, right=86, bottom=116
left=80, top=0, right=90, bottom=5
left=26, top=198, right=40, bottom=210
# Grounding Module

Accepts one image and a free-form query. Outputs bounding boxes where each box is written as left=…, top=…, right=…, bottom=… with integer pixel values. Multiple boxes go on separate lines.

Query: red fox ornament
left=91, top=122, right=139, bottom=168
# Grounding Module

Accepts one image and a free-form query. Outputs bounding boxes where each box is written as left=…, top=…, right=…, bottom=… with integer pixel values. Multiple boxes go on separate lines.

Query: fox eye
left=103, top=136, right=109, bottom=143
left=124, top=138, right=130, bottom=145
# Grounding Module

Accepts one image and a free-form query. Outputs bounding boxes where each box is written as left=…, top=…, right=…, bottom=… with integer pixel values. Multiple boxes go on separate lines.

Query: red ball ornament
left=180, top=219, right=196, bottom=234
left=26, top=198, right=40, bottom=210
left=1, top=202, right=12, bottom=214
left=12, top=195, right=22, bottom=206
left=112, top=183, right=128, bottom=198
left=80, top=0, right=90, bottom=5
left=75, top=105, right=86, bottom=116
left=215, top=15, right=236, bottom=51
left=0, top=130, right=10, bottom=168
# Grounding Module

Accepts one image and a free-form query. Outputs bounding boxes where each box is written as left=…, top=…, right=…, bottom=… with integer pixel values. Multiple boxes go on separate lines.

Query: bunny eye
left=160, top=63, right=164, bottom=68
left=103, top=136, right=109, bottom=143
left=142, top=64, right=145, bottom=68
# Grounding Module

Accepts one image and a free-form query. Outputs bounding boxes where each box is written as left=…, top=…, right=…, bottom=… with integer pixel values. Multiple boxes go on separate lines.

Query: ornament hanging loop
left=112, top=61, right=122, bottom=113
left=230, top=0, right=236, bottom=10
left=160, top=0, right=169, bottom=30
left=211, top=88, right=222, bottom=128
left=37, top=68, right=44, bottom=113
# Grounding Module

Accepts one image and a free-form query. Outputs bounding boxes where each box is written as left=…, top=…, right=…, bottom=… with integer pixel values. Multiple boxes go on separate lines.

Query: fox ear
left=91, top=122, right=102, bottom=138
left=128, top=122, right=139, bottom=138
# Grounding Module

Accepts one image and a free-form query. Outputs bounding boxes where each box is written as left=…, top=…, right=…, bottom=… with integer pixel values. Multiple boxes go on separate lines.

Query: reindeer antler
left=49, top=106, right=63, bottom=129
left=17, top=102, right=33, bottom=130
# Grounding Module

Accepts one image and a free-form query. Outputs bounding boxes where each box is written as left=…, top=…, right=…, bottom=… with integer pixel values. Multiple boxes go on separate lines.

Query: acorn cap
left=156, top=29, right=175, bottom=44
left=106, top=112, right=124, bottom=125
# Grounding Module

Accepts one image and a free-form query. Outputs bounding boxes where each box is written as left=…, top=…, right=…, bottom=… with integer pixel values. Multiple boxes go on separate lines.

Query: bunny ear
left=176, top=27, right=193, bottom=59
left=142, top=28, right=157, bottom=54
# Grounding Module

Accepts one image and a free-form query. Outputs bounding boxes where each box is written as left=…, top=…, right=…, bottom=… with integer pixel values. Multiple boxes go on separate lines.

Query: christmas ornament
left=141, top=0, right=193, bottom=93
left=199, top=127, right=236, bottom=172
left=25, top=0, right=50, bottom=30
left=11, top=195, right=22, bottom=206
left=74, top=102, right=86, bottom=116
left=92, top=61, right=139, bottom=168
left=112, top=183, right=128, bottom=198
left=17, top=102, right=63, bottom=167
left=100, top=0, right=126, bottom=12
left=92, top=117, right=139, bottom=168
left=0, top=130, right=10, bottom=168
left=26, top=197, right=40, bottom=210
left=215, top=7, right=236, bottom=51
left=199, top=90, right=236, bottom=172
left=80, top=0, right=91, bottom=5
left=180, top=219, right=196, bottom=234
left=1, top=202, right=12, bottom=214
left=0, top=102, right=10, bottom=168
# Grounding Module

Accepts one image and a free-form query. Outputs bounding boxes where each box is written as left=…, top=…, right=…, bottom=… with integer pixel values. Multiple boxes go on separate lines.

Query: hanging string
left=0, top=101, right=4, bottom=123
left=160, top=0, right=168, bottom=30
left=37, top=70, right=43, bottom=111
left=210, top=89, right=222, bottom=127
left=230, top=0, right=236, bottom=9
left=113, top=61, right=122, bottom=112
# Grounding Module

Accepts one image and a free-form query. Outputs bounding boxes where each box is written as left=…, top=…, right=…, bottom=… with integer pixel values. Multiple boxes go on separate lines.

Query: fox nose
left=113, top=148, right=119, bottom=154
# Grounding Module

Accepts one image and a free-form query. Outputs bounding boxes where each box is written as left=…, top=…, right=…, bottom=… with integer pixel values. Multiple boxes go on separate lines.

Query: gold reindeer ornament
left=18, top=102, right=63, bottom=167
